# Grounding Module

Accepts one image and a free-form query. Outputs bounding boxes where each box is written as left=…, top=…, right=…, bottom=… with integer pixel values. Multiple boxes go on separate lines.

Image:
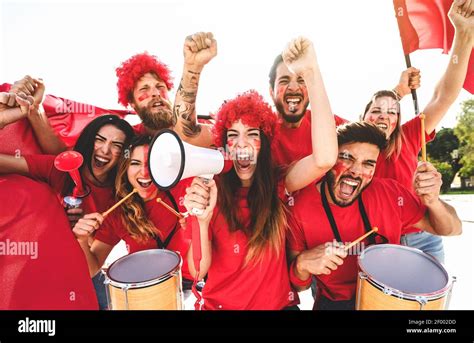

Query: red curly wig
left=213, top=90, right=279, bottom=147
left=116, top=52, right=173, bottom=107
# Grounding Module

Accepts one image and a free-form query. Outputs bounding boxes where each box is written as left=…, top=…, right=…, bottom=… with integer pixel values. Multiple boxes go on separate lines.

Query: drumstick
left=345, top=227, right=379, bottom=251
left=102, top=189, right=138, bottom=218
left=156, top=198, right=188, bottom=219
left=420, top=113, right=427, bottom=162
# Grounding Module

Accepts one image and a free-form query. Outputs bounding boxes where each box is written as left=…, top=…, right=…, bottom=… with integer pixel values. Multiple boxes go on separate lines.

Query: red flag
left=42, top=94, right=130, bottom=148
left=1, top=83, right=131, bottom=149
left=393, top=0, right=473, bottom=93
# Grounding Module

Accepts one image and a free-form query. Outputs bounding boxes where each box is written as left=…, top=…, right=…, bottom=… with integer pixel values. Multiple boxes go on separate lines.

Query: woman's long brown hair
left=218, top=132, right=287, bottom=265
left=361, top=90, right=406, bottom=159
left=115, top=135, right=157, bottom=242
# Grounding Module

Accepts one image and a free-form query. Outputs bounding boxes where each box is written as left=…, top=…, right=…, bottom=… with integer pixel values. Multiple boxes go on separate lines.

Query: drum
left=356, top=244, right=455, bottom=310
left=105, top=249, right=183, bottom=310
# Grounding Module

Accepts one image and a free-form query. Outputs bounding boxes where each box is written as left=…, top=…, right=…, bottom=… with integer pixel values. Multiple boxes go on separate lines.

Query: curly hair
left=116, top=52, right=174, bottom=108
left=212, top=90, right=286, bottom=265
left=212, top=90, right=279, bottom=148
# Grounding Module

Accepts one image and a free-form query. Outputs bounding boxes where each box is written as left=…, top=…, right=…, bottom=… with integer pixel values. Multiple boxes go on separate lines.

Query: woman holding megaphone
left=183, top=37, right=338, bottom=310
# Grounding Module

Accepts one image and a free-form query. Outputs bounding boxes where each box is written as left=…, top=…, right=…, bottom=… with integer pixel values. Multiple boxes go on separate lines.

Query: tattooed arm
left=173, top=32, right=216, bottom=148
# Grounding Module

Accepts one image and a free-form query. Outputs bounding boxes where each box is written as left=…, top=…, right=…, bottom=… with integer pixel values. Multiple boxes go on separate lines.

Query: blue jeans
left=400, top=231, right=445, bottom=263
left=92, top=271, right=108, bottom=310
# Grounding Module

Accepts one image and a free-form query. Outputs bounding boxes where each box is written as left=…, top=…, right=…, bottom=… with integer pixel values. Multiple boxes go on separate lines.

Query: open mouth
left=285, top=95, right=303, bottom=113
left=151, top=100, right=164, bottom=109
left=137, top=178, right=153, bottom=188
left=375, top=122, right=388, bottom=131
left=149, top=99, right=171, bottom=111
left=93, top=155, right=110, bottom=168
left=338, top=177, right=361, bottom=199
left=235, top=152, right=254, bottom=171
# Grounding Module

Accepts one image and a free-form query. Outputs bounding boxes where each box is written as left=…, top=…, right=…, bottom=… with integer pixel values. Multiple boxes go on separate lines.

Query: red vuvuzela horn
left=54, top=151, right=87, bottom=197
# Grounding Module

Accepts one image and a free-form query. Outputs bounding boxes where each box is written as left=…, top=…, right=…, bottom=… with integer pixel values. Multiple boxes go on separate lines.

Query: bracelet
left=392, top=88, right=402, bottom=101
left=289, top=258, right=312, bottom=288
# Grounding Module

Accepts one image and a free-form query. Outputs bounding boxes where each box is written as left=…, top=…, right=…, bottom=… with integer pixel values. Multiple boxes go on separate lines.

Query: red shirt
left=374, top=116, right=436, bottom=234
left=272, top=111, right=347, bottom=167
left=0, top=174, right=98, bottom=309
left=287, top=178, right=426, bottom=302
left=133, top=123, right=146, bottom=135
left=23, top=154, right=115, bottom=214
left=201, top=181, right=298, bottom=310
left=94, top=179, right=192, bottom=280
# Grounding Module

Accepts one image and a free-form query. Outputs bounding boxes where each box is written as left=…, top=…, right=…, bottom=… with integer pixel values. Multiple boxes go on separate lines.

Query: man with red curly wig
left=115, top=32, right=215, bottom=147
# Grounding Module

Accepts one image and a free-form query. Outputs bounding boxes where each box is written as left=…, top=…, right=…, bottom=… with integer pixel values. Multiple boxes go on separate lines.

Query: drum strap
left=320, top=180, right=375, bottom=245
left=153, top=190, right=180, bottom=249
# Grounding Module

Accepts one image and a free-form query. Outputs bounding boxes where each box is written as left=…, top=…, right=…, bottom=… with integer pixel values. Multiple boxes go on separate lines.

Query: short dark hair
left=268, top=54, right=283, bottom=89
left=337, top=121, right=388, bottom=151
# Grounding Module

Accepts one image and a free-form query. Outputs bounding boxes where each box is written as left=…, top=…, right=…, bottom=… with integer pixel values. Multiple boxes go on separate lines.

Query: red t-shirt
left=0, top=174, right=98, bottom=309
left=23, top=154, right=115, bottom=214
left=133, top=123, right=146, bottom=135
left=374, top=116, right=436, bottom=234
left=94, top=179, right=192, bottom=280
left=272, top=111, right=347, bottom=167
left=200, top=180, right=298, bottom=310
left=287, top=178, right=426, bottom=302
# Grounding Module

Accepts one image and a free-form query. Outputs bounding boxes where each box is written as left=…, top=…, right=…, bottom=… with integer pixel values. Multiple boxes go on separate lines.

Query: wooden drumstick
left=420, top=113, right=427, bottom=162
left=102, top=189, right=138, bottom=218
left=156, top=198, right=188, bottom=219
left=345, top=227, right=379, bottom=251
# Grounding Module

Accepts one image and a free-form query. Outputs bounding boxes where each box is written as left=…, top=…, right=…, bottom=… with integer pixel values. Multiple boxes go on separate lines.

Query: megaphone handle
left=199, top=174, right=213, bottom=183
left=191, top=174, right=214, bottom=216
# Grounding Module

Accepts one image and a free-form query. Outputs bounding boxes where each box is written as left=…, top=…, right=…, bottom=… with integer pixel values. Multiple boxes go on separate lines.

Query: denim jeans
left=92, top=271, right=108, bottom=310
left=400, top=231, right=445, bottom=263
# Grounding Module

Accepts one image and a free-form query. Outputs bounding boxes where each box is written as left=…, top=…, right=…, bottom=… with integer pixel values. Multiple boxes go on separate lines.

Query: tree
left=430, top=160, right=454, bottom=193
left=454, top=99, right=474, bottom=178
left=427, top=128, right=461, bottom=192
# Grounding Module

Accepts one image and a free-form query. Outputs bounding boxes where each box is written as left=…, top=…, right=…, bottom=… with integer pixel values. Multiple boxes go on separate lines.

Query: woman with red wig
left=182, top=37, right=337, bottom=310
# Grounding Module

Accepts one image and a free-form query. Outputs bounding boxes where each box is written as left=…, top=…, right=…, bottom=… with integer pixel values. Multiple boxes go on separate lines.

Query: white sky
left=0, top=0, right=472, bottom=128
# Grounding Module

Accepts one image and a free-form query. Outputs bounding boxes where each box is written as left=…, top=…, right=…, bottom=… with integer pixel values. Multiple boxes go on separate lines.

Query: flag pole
left=404, top=54, right=419, bottom=115
left=405, top=53, right=426, bottom=162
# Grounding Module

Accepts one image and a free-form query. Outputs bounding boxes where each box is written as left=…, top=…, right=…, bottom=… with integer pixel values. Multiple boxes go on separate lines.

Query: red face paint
left=159, top=89, right=169, bottom=100
left=138, top=145, right=157, bottom=198
left=362, top=168, right=375, bottom=180
left=333, top=161, right=349, bottom=178
left=390, top=121, right=397, bottom=131
left=137, top=94, right=150, bottom=102
left=142, top=145, right=150, bottom=179
left=253, top=139, right=261, bottom=151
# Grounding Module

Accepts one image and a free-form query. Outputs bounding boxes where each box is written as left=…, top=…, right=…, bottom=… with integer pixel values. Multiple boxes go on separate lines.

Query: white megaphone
left=148, top=129, right=232, bottom=215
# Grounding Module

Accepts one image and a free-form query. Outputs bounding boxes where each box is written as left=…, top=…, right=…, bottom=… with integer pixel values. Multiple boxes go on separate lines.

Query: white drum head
left=359, top=244, right=450, bottom=295
left=107, top=249, right=180, bottom=285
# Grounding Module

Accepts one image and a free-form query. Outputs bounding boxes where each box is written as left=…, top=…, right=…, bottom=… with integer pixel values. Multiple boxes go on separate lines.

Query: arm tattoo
left=173, top=69, right=203, bottom=138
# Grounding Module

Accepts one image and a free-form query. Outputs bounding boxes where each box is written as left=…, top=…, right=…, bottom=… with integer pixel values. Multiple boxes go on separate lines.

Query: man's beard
left=274, top=99, right=308, bottom=124
left=137, top=102, right=175, bottom=131
left=325, top=171, right=371, bottom=208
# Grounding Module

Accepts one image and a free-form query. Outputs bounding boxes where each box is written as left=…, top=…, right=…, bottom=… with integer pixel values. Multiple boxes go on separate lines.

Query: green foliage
left=427, top=128, right=459, bottom=162
left=454, top=99, right=474, bottom=177
left=430, top=160, right=454, bottom=193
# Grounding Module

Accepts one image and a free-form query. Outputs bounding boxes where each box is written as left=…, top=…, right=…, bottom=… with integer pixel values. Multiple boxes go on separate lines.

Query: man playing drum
left=287, top=121, right=462, bottom=310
